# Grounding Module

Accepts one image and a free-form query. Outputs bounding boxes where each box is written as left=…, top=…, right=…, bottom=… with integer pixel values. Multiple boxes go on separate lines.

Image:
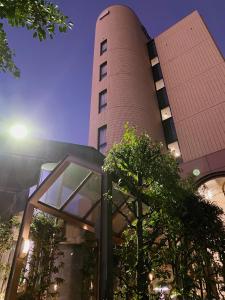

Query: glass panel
left=112, top=187, right=128, bottom=213
left=155, top=79, right=165, bottom=91
left=168, top=141, right=181, bottom=158
left=39, top=163, right=91, bottom=209
left=112, top=203, right=134, bottom=234
left=99, top=90, right=107, bottom=113
left=63, top=173, right=101, bottom=220
left=157, top=87, right=169, bottom=109
left=161, top=106, right=172, bottom=121
left=86, top=202, right=101, bottom=224
left=151, top=56, right=159, bottom=66
left=100, top=40, right=107, bottom=55
left=100, top=62, right=107, bottom=80
left=162, top=118, right=177, bottom=144
left=98, top=125, right=107, bottom=154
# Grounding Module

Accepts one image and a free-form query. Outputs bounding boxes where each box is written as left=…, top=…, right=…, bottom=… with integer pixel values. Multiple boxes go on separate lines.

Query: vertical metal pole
left=5, top=202, right=34, bottom=300
left=99, top=173, right=113, bottom=300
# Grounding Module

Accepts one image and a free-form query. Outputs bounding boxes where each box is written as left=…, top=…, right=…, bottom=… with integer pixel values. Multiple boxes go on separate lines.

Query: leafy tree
left=0, top=217, right=19, bottom=297
left=104, top=126, right=225, bottom=300
left=18, top=212, right=64, bottom=300
left=104, top=126, right=181, bottom=299
left=0, top=0, right=73, bottom=77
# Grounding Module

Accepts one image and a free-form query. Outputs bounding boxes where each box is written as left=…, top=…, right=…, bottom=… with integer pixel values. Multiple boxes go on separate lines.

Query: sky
left=0, top=0, right=224, bottom=146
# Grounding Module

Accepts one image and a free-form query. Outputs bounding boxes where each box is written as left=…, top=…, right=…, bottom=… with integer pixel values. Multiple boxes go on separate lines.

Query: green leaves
left=105, top=125, right=225, bottom=299
left=0, top=0, right=74, bottom=76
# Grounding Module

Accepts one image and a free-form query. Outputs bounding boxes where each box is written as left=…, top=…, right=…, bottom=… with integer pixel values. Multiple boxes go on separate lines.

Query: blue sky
left=0, top=0, right=224, bottom=145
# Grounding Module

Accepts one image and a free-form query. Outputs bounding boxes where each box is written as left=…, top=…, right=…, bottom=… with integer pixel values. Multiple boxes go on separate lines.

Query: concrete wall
left=89, top=5, right=164, bottom=152
left=155, top=11, right=225, bottom=163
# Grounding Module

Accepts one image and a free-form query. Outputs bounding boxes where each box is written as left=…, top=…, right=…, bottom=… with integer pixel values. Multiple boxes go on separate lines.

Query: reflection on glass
left=39, top=163, right=91, bottom=209
left=63, top=173, right=101, bottom=221
left=112, top=202, right=134, bottom=234
left=112, top=187, right=129, bottom=213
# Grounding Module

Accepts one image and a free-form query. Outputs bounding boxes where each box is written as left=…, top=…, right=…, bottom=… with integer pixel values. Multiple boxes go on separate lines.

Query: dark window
left=99, top=90, right=107, bottom=113
left=98, top=125, right=107, bottom=154
left=100, top=40, right=107, bottom=55
left=162, top=117, right=177, bottom=144
left=157, top=87, right=169, bottom=109
left=152, top=63, right=163, bottom=81
left=100, top=62, right=107, bottom=80
left=147, top=40, right=157, bottom=59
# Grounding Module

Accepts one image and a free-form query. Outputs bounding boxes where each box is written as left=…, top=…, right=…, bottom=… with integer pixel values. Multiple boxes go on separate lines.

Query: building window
left=155, top=79, right=165, bottom=91
left=152, top=64, right=163, bottom=81
left=100, top=40, right=107, bottom=55
left=157, top=87, right=169, bottom=109
left=100, top=62, right=107, bottom=80
left=161, top=106, right=172, bottom=121
left=98, top=125, right=107, bottom=153
left=147, top=40, right=157, bottom=59
left=99, top=89, right=107, bottom=113
left=162, top=117, right=177, bottom=144
left=168, top=141, right=181, bottom=158
left=151, top=57, right=159, bottom=66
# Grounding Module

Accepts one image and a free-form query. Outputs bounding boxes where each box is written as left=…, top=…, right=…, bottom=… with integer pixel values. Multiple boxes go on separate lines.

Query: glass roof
left=39, top=163, right=91, bottom=209
left=29, top=155, right=136, bottom=236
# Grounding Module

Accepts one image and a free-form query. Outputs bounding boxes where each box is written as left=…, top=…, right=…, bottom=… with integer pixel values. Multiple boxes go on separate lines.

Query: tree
left=103, top=126, right=181, bottom=299
left=0, top=217, right=19, bottom=298
left=18, top=212, right=64, bottom=300
left=0, top=0, right=73, bottom=77
left=104, top=126, right=225, bottom=299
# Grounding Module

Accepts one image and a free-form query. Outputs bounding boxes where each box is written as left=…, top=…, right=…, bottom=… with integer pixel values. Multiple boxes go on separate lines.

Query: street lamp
left=9, top=123, right=28, bottom=139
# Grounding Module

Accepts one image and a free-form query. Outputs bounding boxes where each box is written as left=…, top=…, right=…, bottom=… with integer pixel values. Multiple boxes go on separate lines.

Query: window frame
left=98, top=125, right=107, bottom=153
left=99, top=89, right=107, bottom=113
left=100, top=39, right=107, bottom=55
left=100, top=62, right=107, bottom=81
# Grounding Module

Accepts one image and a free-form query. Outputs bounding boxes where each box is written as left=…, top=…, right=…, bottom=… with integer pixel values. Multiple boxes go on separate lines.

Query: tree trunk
left=136, top=177, right=148, bottom=299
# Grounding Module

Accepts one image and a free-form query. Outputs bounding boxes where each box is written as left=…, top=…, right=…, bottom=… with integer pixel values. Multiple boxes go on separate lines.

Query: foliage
left=0, top=0, right=73, bottom=77
left=0, top=217, right=19, bottom=296
left=18, top=212, right=64, bottom=300
left=104, top=126, right=225, bottom=300
left=73, top=231, right=98, bottom=299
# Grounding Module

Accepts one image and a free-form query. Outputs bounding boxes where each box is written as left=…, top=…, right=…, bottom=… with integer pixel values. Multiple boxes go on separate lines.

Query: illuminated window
left=151, top=57, right=159, bottom=66
left=100, top=40, right=107, bottom=55
left=100, top=62, right=107, bottom=80
left=161, top=106, right=172, bottom=121
left=99, top=89, right=107, bottom=113
left=168, top=141, right=181, bottom=158
left=155, top=79, right=165, bottom=91
left=98, top=125, right=107, bottom=154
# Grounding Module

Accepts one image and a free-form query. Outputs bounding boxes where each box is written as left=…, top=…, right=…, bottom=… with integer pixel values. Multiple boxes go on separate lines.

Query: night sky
left=0, top=0, right=224, bottom=145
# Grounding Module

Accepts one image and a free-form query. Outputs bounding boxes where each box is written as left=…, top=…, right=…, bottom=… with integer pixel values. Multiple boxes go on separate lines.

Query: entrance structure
left=0, top=136, right=128, bottom=300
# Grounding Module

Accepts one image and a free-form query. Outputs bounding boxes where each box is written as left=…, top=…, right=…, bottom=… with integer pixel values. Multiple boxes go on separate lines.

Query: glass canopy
left=29, top=155, right=134, bottom=235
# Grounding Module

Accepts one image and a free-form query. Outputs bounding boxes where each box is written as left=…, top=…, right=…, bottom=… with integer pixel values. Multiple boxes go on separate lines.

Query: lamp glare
left=10, top=124, right=28, bottom=139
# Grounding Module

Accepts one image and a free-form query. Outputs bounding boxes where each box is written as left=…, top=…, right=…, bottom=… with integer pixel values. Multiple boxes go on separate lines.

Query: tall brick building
left=89, top=4, right=225, bottom=210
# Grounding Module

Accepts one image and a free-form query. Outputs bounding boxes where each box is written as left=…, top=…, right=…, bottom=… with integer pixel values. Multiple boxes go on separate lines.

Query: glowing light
left=83, top=225, right=88, bottom=230
left=20, top=239, right=31, bottom=257
left=149, top=273, right=153, bottom=281
left=207, top=190, right=213, bottom=200
left=53, top=284, right=58, bottom=291
left=193, top=169, right=200, bottom=176
left=154, top=286, right=170, bottom=293
left=10, top=124, right=28, bottom=139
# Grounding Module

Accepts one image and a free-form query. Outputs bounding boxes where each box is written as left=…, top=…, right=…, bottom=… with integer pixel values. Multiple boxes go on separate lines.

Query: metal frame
left=5, top=154, right=114, bottom=300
